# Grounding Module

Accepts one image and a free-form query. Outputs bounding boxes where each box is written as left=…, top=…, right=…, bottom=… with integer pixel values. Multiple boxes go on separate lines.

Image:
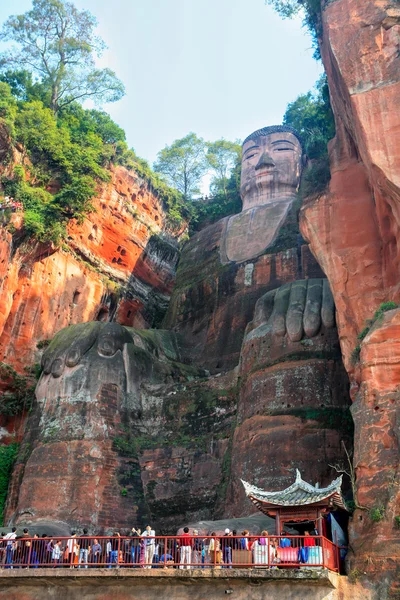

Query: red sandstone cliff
left=0, top=165, right=180, bottom=376
left=300, top=0, right=400, bottom=589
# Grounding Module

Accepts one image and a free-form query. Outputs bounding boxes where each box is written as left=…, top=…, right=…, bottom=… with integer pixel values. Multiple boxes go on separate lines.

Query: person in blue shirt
left=279, top=531, right=291, bottom=548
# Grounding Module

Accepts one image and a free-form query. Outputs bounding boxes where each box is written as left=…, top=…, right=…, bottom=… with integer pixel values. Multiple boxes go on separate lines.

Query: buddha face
left=240, top=130, right=303, bottom=211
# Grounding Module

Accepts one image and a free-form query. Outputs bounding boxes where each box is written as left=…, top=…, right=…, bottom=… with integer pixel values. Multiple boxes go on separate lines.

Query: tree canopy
left=206, top=140, right=241, bottom=199
left=283, top=74, right=335, bottom=159
left=283, top=74, right=335, bottom=195
left=0, top=0, right=125, bottom=114
left=154, top=133, right=208, bottom=201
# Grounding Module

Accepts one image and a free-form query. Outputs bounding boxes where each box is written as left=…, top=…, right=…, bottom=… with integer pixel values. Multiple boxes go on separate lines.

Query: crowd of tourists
left=0, top=526, right=319, bottom=569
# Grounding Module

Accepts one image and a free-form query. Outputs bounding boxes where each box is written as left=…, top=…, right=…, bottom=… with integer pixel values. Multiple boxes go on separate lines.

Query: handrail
left=0, top=535, right=341, bottom=572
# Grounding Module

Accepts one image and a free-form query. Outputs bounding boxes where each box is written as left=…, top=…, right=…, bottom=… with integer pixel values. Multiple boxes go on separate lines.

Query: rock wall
left=227, top=279, right=351, bottom=516
left=300, top=0, right=400, bottom=589
left=164, top=204, right=325, bottom=372
left=0, top=570, right=374, bottom=600
left=0, top=165, right=180, bottom=375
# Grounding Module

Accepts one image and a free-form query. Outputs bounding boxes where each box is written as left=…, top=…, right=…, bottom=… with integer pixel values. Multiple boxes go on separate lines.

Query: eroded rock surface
left=0, top=166, right=180, bottom=374
left=227, top=279, right=351, bottom=516
left=3, top=124, right=352, bottom=536
left=5, top=322, right=237, bottom=532
left=299, top=0, right=400, bottom=588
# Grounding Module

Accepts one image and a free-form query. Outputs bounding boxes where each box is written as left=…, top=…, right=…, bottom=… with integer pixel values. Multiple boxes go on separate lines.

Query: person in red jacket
left=179, top=527, right=193, bottom=569
left=303, top=531, right=316, bottom=547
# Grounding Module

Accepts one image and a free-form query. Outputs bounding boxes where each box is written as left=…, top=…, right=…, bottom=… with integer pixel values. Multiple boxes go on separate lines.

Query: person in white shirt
left=67, top=532, right=77, bottom=568
left=4, top=528, right=17, bottom=567
left=142, top=525, right=155, bottom=568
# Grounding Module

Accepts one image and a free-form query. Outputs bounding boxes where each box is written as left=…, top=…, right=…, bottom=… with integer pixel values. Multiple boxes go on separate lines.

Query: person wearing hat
left=222, top=528, right=233, bottom=568
left=192, top=529, right=202, bottom=567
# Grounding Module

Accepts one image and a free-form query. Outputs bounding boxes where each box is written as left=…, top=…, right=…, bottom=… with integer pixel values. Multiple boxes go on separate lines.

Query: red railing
left=0, top=535, right=341, bottom=572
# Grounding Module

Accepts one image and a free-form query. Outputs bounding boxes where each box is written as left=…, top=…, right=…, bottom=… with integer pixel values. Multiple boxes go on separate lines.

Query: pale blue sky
left=0, top=0, right=322, bottom=166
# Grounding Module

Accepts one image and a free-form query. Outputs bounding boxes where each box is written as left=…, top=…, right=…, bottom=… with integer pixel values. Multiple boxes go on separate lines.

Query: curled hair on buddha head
left=242, top=125, right=304, bottom=151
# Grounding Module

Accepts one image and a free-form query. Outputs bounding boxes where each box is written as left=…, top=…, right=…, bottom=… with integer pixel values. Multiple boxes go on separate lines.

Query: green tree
left=154, top=133, right=207, bottom=201
left=0, top=70, right=50, bottom=104
left=206, top=139, right=241, bottom=199
left=284, top=74, right=335, bottom=195
left=0, top=81, right=17, bottom=137
left=0, top=0, right=125, bottom=115
left=283, top=74, right=335, bottom=159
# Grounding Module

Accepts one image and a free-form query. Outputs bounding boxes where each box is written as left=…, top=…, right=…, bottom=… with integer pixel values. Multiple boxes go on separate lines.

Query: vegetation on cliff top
left=0, top=443, right=19, bottom=525
left=0, top=0, right=187, bottom=243
left=0, top=0, right=335, bottom=244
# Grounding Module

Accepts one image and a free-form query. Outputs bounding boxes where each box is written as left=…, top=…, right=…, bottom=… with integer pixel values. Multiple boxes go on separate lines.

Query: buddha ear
left=302, top=153, right=309, bottom=168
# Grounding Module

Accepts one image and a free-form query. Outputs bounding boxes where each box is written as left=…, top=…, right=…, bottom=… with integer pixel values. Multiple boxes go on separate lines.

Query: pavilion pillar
left=276, top=509, right=280, bottom=535
left=316, top=510, right=320, bottom=534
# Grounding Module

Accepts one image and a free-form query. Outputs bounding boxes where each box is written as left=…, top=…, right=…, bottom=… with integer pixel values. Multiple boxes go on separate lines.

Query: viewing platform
left=0, top=567, right=349, bottom=600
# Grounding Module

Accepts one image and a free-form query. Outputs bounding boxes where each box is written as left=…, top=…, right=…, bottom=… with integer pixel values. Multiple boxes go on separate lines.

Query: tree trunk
left=50, top=84, right=59, bottom=116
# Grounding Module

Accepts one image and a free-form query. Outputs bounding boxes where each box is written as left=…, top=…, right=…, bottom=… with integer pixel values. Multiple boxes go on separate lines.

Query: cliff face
left=164, top=205, right=325, bottom=372
left=300, top=0, right=400, bottom=588
left=0, top=165, right=180, bottom=376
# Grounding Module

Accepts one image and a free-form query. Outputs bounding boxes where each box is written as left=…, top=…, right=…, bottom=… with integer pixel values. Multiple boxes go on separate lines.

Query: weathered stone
left=298, top=0, right=400, bottom=589
left=228, top=279, right=351, bottom=517
left=0, top=166, right=180, bottom=374
left=0, top=569, right=375, bottom=600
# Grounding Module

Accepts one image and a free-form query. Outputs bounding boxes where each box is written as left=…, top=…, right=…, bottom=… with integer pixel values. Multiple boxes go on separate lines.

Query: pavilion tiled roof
left=241, top=470, right=347, bottom=511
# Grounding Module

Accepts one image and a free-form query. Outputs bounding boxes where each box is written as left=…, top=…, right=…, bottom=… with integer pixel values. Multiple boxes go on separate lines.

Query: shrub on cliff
left=0, top=443, right=19, bottom=526
left=0, top=82, right=187, bottom=239
left=284, top=74, right=335, bottom=196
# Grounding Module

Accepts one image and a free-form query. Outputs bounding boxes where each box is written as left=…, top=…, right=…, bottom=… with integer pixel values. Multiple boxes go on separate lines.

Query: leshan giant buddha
left=4, top=125, right=350, bottom=533
left=221, top=125, right=304, bottom=264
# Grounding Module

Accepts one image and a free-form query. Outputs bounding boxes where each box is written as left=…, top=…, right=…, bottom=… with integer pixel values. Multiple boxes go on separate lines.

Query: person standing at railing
left=252, top=530, right=270, bottom=566
left=91, top=539, right=102, bottom=566
left=279, top=531, right=291, bottom=548
left=108, top=532, right=121, bottom=568
left=239, top=530, right=249, bottom=550
left=178, top=527, right=193, bottom=569
left=106, top=539, right=112, bottom=566
left=304, top=531, right=316, bottom=547
left=141, top=525, right=155, bottom=568
left=192, top=530, right=202, bottom=567
left=52, top=541, right=62, bottom=567
left=122, top=532, right=132, bottom=567
left=30, top=534, right=40, bottom=569
left=130, top=527, right=141, bottom=565
left=46, top=538, right=55, bottom=566
left=0, top=532, right=6, bottom=566
left=300, top=530, right=318, bottom=565
left=4, top=528, right=17, bottom=568
left=208, top=532, right=222, bottom=567
left=222, top=529, right=233, bottom=568
left=18, top=528, right=31, bottom=566
left=78, top=529, right=90, bottom=568
left=67, top=532, right=77, bottom=568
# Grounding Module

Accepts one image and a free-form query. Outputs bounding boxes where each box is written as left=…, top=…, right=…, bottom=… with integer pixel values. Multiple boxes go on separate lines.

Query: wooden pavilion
left=241, top=470, right=347, bottom=535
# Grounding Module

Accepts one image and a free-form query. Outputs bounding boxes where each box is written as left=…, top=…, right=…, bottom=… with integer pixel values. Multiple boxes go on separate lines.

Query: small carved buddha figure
left=220, top=125, right=303, bottom=264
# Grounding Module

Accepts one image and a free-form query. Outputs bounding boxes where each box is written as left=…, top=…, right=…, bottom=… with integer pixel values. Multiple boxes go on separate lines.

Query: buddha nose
left=255, top=151, right=275, bottom=170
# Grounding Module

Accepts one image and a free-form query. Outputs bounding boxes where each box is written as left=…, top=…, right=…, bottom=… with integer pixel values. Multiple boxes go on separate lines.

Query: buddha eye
left=275, top=147, right=293, bottom=152
left=245, top=153, right=257, bottom=160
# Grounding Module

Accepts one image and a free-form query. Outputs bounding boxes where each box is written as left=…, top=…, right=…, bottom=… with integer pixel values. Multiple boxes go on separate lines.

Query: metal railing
left=0, top=535, right=341, bottom=572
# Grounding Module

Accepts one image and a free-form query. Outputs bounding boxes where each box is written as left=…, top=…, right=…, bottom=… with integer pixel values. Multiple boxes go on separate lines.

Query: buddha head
left=240, top=125, right=303, bottom=211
